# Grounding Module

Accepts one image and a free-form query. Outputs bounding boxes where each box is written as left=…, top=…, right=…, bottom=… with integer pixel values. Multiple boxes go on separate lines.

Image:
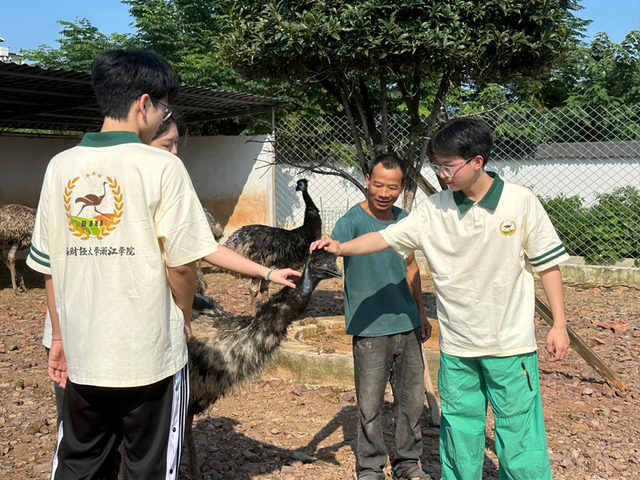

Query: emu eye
left=314, top=260, right=321, bottom=266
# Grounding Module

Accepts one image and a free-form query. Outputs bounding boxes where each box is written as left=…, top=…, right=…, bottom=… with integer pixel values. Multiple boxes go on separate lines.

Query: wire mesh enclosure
left=274, top=105, right=640, bottom=266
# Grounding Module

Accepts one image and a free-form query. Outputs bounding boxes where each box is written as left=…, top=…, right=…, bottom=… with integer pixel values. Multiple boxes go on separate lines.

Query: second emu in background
left=220, top=179, right=322, bottom=315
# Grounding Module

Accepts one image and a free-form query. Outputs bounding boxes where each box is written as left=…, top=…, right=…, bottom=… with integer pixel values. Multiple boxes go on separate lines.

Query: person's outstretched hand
left=269, top=268, right=302, bottom=289
left=310, top=238, right=341, bottom=255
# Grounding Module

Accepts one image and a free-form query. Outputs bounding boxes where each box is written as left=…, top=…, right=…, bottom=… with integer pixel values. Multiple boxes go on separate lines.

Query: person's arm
left=406, top=254, right=431, bottom=342
left=203, top=246, right=300, bottom=288
left=167, top=262, right=197, bottom=342
left=539, top=265, right=569, bottom=361
left=44, top=275, right=67, bottom=388
left=310, top=231, right=390, bottom=257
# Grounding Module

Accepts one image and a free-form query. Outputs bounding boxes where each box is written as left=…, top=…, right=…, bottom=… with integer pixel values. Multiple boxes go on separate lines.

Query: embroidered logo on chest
left=63, top=173, right=123, bottom=241
left=499, top=220, right=516, bottom=236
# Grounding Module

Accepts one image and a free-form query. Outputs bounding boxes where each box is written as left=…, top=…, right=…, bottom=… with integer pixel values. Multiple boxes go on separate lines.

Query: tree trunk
left=337, top=79, right=369, bottom=180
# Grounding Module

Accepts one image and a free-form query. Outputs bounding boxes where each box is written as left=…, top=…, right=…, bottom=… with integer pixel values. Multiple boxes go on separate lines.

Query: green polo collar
left=453, top=172, right=504, bottom=214
left=78, top=131, right=142, bottom=147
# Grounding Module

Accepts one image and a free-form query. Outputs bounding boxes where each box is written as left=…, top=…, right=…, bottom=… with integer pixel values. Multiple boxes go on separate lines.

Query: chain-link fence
left=274, top=104, right=640, bottom=266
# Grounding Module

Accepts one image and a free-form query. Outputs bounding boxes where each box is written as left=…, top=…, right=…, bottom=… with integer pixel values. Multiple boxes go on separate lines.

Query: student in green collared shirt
left=312, top=118, right=570, bottom=480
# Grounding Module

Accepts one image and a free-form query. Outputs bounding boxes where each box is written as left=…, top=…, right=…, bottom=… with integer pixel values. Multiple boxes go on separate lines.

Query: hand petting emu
left=185, top=248, right=342, bottom=480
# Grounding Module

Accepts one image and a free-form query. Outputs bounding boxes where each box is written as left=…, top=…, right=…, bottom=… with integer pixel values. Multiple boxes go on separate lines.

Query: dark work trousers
left=353, top=328, right=426, bottom=479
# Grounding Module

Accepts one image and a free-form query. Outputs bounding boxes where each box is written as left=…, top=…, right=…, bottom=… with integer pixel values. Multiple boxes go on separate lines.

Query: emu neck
left=300, top=188, right=321, bottom=240
left=296, top=262, right=320, bottom=299
left=255, top=262, right=319, bottom=336
left=302, top=188, right=318, bottom=212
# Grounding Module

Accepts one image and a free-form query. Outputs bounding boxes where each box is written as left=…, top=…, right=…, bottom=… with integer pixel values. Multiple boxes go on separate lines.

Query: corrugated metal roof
left=0, top=62, right=292, bottom=132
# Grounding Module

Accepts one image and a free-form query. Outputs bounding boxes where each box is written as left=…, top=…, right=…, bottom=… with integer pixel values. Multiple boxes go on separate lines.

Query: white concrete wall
left=0, top=136, right=80, bottom=207
left=491, top=158, right=640, bottom=207
left=0, top=134, right=274, bottom=239
left=178, top=135, right=273, bottom=236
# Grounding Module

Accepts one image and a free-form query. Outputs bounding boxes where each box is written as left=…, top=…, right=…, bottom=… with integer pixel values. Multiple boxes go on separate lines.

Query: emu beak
left=323, top=263, right=343, bottom=278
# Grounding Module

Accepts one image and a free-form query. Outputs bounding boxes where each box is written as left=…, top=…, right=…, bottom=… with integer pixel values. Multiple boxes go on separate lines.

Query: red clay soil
left=0, top=262, right=638, bottom=479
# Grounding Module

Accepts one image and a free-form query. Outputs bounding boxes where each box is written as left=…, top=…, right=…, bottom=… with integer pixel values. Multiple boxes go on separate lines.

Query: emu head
left=306, top=248, right=342, bottom=281
left=295, top=179, right=309, bottom=192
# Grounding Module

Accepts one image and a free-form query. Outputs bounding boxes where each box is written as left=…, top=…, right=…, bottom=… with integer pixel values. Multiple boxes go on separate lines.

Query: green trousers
left=438, top=352, right=552, bottom=480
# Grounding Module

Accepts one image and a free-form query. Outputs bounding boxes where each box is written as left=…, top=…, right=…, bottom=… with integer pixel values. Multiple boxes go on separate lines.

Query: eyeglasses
left=430, top=156, right=476, bottom=178
left=157, top=101, right=173, bottom=122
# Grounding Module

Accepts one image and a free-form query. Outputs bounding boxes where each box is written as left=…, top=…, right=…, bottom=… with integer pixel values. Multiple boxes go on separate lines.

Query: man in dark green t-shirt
left=331, top=154, right=432, bottom=480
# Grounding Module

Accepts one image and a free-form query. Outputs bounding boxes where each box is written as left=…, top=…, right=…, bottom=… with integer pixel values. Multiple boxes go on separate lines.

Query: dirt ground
left=0, top=261, right=639, bottom=480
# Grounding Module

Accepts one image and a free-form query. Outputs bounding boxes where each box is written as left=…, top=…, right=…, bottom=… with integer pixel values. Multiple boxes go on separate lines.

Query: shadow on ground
left=189, top=401, right=499, bottom=480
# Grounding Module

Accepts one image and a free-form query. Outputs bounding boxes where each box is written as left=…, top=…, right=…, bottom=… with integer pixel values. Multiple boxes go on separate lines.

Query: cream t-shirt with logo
left=380, top=173, right=569, bottom=357
left=29, top=131, right=218, bottom=387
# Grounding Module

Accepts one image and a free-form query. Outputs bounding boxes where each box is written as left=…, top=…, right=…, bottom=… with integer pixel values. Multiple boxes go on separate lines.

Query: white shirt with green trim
left=28, top=131, right=218, bottom=387
left=380, top=173, right=569, bottom=357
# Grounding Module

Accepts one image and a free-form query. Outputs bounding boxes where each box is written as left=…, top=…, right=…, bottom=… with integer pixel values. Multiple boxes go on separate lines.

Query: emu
left=185, top=248, right=342, bottom=480
left=221, top=179, right=322, bottom=315
left=0, top=204, right=36, bottom=294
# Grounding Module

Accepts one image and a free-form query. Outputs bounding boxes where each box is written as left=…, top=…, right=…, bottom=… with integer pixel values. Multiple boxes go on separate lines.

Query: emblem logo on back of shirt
left=64, top=173, right=123, bottom=240
left=499, top=220, right=516, bottom=236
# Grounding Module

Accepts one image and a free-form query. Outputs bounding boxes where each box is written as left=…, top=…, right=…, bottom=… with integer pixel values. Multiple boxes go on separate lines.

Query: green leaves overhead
left=22, top=18, right=138, bottom=72
left=216, top=0, right=570, bottom=86
left=213, top=0, right=576, bottom=203
left=568, top=31, right=640, bottom=107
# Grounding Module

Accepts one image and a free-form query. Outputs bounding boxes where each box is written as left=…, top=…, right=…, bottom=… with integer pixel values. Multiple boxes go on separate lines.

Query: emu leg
left=0, top=250, right=9, bottom=287
left=7, top=245, right=21, bottom=294
left=249, top=277, right=261, bottom=316
left=185, top=411, right=203, bottom=480
left=260, top=278, right=270, bottom=303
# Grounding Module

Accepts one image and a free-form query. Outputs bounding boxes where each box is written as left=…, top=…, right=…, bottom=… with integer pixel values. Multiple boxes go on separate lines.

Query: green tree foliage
left=215, top=0, right=580, bottom=205
left=22, top=1, right=607, bottom=171
left=457, top=30, right=640, bottom=152
left=541, top=187, right=640, bottom=264
left=124, top=0, right=346, bottom=133
left=124, top=0, right=246, bottom=91
left=507, top=30, right=640, bottom=109
left=22, top=18, right=138, bottom=71
left=21, top=3, right=343, bottom=134
left=566, top=31, right=640, bottom=107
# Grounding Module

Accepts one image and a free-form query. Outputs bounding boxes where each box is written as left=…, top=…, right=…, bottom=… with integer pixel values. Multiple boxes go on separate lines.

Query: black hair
left=91, top=50, right=180, bottom=120
left=152, top=110, right=184, bottom=142
left=368, top=153, right=407, bottom=182
left=428, top=117, right=493, bottom=166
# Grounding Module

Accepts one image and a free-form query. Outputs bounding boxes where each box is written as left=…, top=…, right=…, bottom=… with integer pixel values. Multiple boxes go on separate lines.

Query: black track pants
left=51, top=365, right=188, bottom=480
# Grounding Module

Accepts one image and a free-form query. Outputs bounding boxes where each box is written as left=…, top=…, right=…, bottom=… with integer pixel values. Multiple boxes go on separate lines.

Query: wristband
left=265, top=266, right=276, bottom=281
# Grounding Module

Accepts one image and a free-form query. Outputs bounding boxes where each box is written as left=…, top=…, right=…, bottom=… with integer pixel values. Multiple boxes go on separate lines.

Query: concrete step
left=265, top=316, right=441, bottom=391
